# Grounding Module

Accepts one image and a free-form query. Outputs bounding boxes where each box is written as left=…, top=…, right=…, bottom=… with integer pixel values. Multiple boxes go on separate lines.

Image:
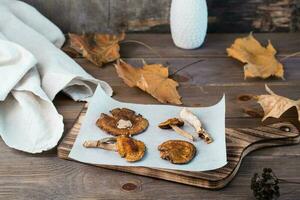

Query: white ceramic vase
left=170, top=0, right=208, bottom=49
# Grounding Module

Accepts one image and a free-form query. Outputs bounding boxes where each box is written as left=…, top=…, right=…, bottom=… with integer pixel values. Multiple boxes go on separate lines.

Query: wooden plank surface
left=21, top=0, right=300, bottom=33
left=1, top=33, right=300, bottom=199
left=120, top=33, right=300, bottom=58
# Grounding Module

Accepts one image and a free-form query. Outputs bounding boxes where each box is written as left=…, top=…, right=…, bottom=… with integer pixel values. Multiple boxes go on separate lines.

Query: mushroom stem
left=170, top=125, right=194, bottom=141
left=83, top=139, right=118, bottom=151
left=180, top=108, right=213, bottom=144
left=198, top=128, right=213, bottom=144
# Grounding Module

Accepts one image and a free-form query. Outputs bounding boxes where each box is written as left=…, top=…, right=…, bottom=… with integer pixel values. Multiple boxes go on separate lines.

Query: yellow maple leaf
left=114, top=59, right=182, bottom=105
left=227, top=33, right=284, bottom=79
left=68, top=33, right=125, bottom=67
left=256, top=85, right=300, bottom=122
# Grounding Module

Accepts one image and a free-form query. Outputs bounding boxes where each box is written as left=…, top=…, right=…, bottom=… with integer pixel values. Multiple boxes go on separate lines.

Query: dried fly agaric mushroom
left=96, top=108, right=149, bottom=136
left=158, top=118, right=194, bottom=141
left=180, top=108, right=213, bottom=144
left=83, top=136, right=146, bottom=162
left=158, top=140, right=196, bottom=164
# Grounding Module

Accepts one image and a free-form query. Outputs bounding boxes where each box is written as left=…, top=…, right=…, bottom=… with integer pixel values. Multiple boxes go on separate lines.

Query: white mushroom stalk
left=83, top=137, right=118, bottom=151
left=180, top=108, right=213, bottom=144
left=170, top=124, right=194, bottom=141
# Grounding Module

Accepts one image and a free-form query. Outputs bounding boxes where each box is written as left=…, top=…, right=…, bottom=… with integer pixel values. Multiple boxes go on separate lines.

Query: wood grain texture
left=57, top=106, right=300, bottom=189
left=21, top=0, right=300, bottom=33
left=119, top=33, right=300, bottom=58
left=1, top=33, right=300, bottom=199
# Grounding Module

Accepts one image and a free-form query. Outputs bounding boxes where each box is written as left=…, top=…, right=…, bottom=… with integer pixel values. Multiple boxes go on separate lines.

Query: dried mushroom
left=158, top=118, right=194, bottom=141
left=116, top=136, right=145, bottom=162
left=158, top=140, right=196, bottom=164
left=96, top=108, right=149, bottom=136
left=159, top=118, right=184, bottom=129
left=83, top=136, right=146, bottom=162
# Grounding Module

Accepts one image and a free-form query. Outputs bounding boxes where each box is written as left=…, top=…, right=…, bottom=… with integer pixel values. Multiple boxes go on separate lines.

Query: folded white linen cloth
left=0, top=4, right=113, bottom=101
left=0, top=1, right=113, bottom=153
left=0, top=39, right=36, bottom=101
left=0, top=39, right=64, bottom=153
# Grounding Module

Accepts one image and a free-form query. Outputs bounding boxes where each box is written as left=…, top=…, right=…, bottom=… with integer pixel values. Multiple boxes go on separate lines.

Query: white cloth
left=0, top=1, right=113, bottom=153
left=0, top=39, right=64, bottom=153
left=0, top=39, right=35, bottom=101
left=0, top=4, right=112, bottom=100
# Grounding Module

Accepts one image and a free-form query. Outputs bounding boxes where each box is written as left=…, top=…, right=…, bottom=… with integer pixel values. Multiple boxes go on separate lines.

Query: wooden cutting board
left=57, top=106, right=300, bottom=189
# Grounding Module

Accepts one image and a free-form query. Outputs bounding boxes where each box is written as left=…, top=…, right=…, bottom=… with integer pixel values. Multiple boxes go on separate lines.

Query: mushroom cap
left=158, top=118, right=184, bottom=129
left=158, top=140, right=196, bottom=164
left=116, top=136, right=146, bottom=162
left=96, top=108, right=149, bottom=136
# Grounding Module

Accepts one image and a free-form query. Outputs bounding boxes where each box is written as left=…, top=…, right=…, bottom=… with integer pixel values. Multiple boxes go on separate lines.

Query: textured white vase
left=170, top=0, right=208, bottom=49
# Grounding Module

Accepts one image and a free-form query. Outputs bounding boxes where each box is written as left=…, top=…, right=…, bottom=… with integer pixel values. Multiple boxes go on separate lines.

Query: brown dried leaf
left=115, top=59, right=182, bottom=105
left=256, top=85, right=300, bottom=122
left=227, top=33, right=284, bottom=79
left=62, top=38, right=82, bottom=58
left=68, top=33, right=125, bottom=67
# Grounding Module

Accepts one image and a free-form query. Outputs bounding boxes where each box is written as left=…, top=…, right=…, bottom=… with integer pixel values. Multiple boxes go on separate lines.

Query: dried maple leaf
left=227, top=33, right=284, bottom=79
left=255, top=85, right=300, bottom=122
left=115, top=59, right=182, bottom=105
left=68, top=32, right=125, bottom=67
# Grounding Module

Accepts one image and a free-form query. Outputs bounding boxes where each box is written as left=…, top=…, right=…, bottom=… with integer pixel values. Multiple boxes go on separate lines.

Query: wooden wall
left=22, top=0, right=300, bottom=33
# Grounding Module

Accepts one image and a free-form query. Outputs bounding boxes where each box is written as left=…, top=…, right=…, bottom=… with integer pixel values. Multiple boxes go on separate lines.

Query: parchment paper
left=69, top=85, right=227, bottom=171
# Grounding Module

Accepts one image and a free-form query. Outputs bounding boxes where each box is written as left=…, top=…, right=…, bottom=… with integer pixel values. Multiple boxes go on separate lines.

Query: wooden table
left=1, top=33, right=300, bottom=199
